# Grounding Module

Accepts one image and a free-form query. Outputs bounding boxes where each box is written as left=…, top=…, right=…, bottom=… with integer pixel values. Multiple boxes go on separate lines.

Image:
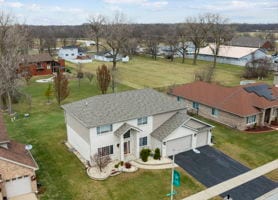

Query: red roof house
left=170, top=81, right=278, bottom=130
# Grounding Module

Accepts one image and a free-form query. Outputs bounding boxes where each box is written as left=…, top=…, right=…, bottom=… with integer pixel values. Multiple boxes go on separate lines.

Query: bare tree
left=186, top=15, right=208, bottom=65
left=53, top=70, right=70, bottom=105
left=205, top=13, right=233, bottom=68
left=0, top=11, right=27, bottom=114
left=90, top=153, right=111, bottom=172
left=164, top=26, right=179, bottom=62
left=176, top=24, right=189, bottom=63
left=18, top=66, right=33, bottom=85
left=144, top=25, right=163, bottom=60
left=88, top=14, right=106, bottom=53
left=103, top=12, right=131, bottom=92
left=96, top=64, right=111, bottom=94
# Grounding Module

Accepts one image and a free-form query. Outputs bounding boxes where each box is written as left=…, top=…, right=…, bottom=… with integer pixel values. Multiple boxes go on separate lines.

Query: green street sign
left=173, top=170, right=180, bottom=187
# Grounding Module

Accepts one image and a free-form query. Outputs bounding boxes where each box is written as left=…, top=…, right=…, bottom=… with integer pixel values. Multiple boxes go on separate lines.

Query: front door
left=264, top=108, right=271, bottom=123
left=124, top=141, right=130, bottom=154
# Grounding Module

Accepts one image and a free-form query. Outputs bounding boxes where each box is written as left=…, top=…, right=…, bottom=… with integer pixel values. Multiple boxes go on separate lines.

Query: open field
left=5, top=78, right=205, bottom=200
left=66, top=55, right=274, bottom=89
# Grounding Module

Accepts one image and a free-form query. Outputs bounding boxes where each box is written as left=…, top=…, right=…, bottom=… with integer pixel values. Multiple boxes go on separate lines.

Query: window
left=193, top=102, right=199, bottom=110
left=246, top=115, right=256, bottom=124
left=123, top=130, right=130, bottom=139
left=65, top=54, right=69, bottom=56
left=98, top=145, right=113, bottom=156
left=97, top=124, right=113, bottom=134
left=139, top=136, right=148, bottom=146
left=137, top=117, right=148, bottom=125
left=211, top=108, right=219, bottom=116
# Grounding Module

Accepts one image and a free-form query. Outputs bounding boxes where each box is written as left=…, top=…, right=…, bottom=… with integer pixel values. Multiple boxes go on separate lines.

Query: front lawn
left=5, top=78, right=204, bottom=200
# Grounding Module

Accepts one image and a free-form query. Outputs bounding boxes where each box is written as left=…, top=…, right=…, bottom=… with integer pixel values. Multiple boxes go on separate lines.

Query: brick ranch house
left=0, top=114, right=39, bottom=199
left=19, top=53, right=65, bottom=76
left=170, top=81, right=278, bottom=131
left=62, top=89, right=213, bottom=164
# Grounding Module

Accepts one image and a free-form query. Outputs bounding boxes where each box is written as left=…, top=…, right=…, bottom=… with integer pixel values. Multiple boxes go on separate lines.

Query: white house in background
left=191, top=45, right=267, bottom=66
left=58, top=46, right=86, bottom=60
left=77, top=40, right=96, bottom=47
left=94, top=51, right=129, bottom=62
left=62, top=89, right=213, bottom=163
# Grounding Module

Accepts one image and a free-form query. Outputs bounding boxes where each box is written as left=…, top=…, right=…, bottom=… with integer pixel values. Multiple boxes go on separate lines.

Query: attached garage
left=196, top=131, right=209, bottom=148
left=5, top=176, right=32, bottom=198
left=166, top=135, right=192, bottom=156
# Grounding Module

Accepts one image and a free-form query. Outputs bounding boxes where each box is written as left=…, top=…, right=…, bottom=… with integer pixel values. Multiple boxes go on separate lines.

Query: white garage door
left=5, top=176, right=32, bottom=198
left=196, top=131, right=208, bottom=148
left=166, top=135, right=192, bottom=156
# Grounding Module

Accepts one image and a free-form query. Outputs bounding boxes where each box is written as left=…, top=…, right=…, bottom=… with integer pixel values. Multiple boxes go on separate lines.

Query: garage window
left=139, top=136, right=148, bottom=146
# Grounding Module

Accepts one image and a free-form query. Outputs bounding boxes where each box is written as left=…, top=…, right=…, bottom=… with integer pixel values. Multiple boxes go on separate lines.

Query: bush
left=125, top=162, right=132, bottom=169
left=114, top=164, right=119, bottom=168
left=153, top=148, right=161, bottom=160
left=120, top=161, right=124, bottom=166
left=140, top=148, right=151, bottom=162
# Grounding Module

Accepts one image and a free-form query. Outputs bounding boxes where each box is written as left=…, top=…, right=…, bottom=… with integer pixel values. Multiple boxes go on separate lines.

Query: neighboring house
left=77, top=40, right=96, bottom=47
left=19, top=53, right=65, bottom=76
left=170, top=81, right=278, bottom=131
left=0, top=114, right=39, bottom=199
left=62, top=89, right=213, bottom=163
left=193, top=45, right=267, bottom=66
left=229, top=36, right=274, bottom=50
left=58, top=46, right=86, bottom=60
left=94, top=51, right=129, bottom=62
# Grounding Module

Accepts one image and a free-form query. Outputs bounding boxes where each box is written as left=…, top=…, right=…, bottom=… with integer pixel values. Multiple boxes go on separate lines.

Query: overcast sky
left=1, top=0, right=278, bottom=25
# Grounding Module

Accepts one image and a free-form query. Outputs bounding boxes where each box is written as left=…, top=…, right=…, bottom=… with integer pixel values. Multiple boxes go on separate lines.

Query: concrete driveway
left=174, top=146, right=277, bottom=200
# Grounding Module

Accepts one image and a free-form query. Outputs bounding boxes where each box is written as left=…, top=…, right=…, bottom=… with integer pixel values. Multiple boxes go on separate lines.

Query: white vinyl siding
left=97, top=124, right=113, bottom=134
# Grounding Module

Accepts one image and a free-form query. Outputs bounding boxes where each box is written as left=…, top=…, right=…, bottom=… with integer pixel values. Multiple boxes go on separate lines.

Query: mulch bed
left=244, top=126, right=275, bottom=134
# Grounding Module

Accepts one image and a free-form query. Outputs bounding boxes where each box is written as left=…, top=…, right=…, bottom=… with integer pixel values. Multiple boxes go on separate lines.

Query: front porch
left=259, top=107, right=278, bottom=126
left=114, top=123, right=142, bottom=162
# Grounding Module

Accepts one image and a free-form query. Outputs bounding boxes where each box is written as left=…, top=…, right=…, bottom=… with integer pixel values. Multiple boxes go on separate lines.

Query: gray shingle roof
left=151, top=111, right=213, bottom=141
left=62, top=88, right=186, bottom=128
left=114, top=123, right=141, bottom=137
left=230, top=36, right=266, bottom=48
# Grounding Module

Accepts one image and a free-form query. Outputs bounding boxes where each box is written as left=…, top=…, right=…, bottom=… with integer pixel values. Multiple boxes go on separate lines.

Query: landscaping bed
left=245, top=126, right=274, bottom=133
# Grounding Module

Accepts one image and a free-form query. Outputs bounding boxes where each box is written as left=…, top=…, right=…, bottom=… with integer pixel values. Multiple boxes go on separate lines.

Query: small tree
left=53, top=70, right=70, bottom=105
left=140, top=149, right=151, bottom=162
left=91, top=153, right=111, bottom=172
left=76, top=63, right=84, bottom=88
left=153, top=148, right=161, bottom=160
left=85, top=72, right=94, bottom=84
left=44, top=83, right=53, bottom=103
left=96, top=64, right=111, bottom=94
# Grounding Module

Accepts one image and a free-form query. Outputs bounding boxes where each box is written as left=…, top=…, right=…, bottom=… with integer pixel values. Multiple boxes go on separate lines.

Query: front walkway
left=182, top=159, right=278, bottom=200
left=131, top=157, right=178, bottom=169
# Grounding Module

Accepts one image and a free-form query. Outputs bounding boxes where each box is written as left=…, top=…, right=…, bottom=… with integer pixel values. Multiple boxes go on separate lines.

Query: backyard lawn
left=66, top=55, right=274, bottom=89
left=4, top=78, right=205, bottom=200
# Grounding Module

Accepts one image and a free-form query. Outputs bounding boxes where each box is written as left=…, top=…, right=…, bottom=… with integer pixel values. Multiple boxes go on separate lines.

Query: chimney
left=274, top=71, right=278, bottom=87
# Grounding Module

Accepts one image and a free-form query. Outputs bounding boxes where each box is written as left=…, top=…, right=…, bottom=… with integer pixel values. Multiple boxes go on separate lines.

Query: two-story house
left=62, top=89, right=213, bottom=163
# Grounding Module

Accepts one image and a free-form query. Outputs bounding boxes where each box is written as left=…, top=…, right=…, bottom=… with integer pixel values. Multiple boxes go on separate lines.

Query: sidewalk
left=182, top=159, right=278, bottom=200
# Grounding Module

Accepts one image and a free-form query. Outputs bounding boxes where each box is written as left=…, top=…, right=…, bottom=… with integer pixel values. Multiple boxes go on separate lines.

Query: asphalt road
left=173, top=146, right=277, bottom=200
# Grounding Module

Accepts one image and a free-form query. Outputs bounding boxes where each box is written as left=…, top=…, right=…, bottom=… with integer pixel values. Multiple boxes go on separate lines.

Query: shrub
left=114, top=164, right=119, bottom=168
left=153, top=148, right=161, bottom=160
left=140, top=148, right=151, bottom=162
left=125, top=162, right=132, bottom=169
left=120, top=161, right=124, bottom=166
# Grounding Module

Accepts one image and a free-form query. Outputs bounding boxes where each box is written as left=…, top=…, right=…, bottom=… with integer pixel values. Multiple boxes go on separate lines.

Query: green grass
left=66, top=55, right=273, bottom=89
left=5, top=78, right=205, bottom=200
